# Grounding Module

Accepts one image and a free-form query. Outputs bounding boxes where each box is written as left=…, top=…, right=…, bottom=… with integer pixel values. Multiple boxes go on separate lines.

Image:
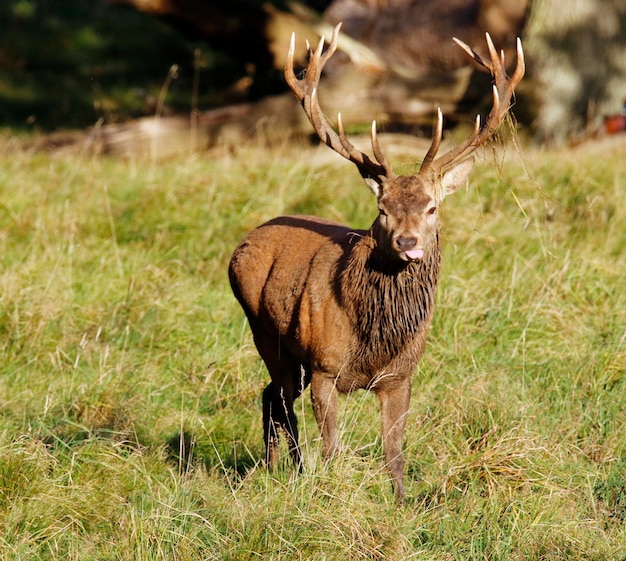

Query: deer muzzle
left=395, top=236, right=424, bottom=261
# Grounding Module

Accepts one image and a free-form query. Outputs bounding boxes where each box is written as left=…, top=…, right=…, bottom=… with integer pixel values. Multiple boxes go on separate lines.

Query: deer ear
left=363, top=177, right=383, bottom=198
left=440, top=157, right=474, bottom=199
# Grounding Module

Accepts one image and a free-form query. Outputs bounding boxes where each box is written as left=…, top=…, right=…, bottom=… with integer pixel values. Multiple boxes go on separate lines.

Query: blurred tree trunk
left=523, top=0, right=626, bottom=144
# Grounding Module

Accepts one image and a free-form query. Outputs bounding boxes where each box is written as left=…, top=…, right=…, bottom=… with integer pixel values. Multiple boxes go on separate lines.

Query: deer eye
left=426, top=206, right=437, bottom=215
left=378, top=208, right=387, bottom=217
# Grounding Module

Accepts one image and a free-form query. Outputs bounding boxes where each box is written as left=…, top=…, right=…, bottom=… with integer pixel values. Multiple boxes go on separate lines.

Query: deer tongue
left=405, top=248, right=424, bottom=260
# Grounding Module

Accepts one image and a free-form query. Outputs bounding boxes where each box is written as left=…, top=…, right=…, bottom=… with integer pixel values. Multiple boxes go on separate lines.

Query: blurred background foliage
left=1, top=0, right=624, bottom=143
left=0, top=0, right=288, bottom=130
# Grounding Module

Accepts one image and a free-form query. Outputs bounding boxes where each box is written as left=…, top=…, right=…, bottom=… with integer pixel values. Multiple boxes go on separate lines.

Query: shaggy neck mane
left=339, top=233, right=442, bottom=369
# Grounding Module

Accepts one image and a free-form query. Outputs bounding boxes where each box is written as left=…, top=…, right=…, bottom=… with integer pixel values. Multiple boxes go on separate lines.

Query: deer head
left=285, top=23, right=525, bottom=263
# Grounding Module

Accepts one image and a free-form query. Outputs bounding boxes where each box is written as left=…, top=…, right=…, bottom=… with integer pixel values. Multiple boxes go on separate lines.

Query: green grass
left=0, top=130, right=625, bottom=560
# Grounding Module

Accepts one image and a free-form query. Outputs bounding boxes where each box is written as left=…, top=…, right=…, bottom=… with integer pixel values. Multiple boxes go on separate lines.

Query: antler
left=420, top=33, right=525, bottom=176
left=285, top=23, right=395, bottom=185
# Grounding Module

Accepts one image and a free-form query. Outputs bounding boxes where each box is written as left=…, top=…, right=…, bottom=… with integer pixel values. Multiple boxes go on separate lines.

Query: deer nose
left=395, top=237, right=418, bottom=252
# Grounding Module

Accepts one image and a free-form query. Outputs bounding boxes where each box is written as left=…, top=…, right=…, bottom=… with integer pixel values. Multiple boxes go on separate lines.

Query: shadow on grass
left=166, top=430, right=260, bottom=479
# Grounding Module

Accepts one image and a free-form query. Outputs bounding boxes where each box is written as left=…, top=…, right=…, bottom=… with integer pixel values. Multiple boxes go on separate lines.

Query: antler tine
left=371, top=120, right=395, bottom=177
left=452, top=36, right=492, bottom=73
left=426, top=114, right=481, bottom=173
left=309, top=32, right=326, bottom=78
left=511, top=37, right=526, bottom=89
left=419, top=108, right=443, bottom=173
left=335, top=113, right=394, bottom=178
left=285, top=32, right=299, bottom=94
left=320, top=24, right=340, bottom=67
left=284, top=23, right=390, bottom=184
left=485, top=33, right=505, bottom=81
left=424, top=34, right=525, bottom=176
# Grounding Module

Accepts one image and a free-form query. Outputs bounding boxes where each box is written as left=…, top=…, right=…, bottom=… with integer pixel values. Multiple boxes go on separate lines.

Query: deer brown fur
left=229, top=24, right=524, bottom=501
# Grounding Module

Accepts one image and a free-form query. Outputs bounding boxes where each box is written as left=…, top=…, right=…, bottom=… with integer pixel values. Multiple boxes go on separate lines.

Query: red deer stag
left=229, top=23, right=524, bottom=501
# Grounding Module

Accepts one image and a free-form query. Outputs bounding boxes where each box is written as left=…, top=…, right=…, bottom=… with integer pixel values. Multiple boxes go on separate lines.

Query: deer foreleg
left=378, top=379, right=411, bottom=503
left=310, top=373, right=340, bottom=460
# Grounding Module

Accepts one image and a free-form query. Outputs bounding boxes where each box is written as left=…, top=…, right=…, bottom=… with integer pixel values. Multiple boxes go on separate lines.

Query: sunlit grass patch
left=0, top=134, right=625, bottom=559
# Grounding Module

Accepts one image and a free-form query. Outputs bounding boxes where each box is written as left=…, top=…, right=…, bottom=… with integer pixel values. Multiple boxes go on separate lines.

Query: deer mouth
left=401, top=248, right=425, bottom=261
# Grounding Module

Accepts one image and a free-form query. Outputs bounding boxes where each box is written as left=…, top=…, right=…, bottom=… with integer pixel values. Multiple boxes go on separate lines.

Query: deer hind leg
left=262, top=381, right=283, bottom=467
left=260, top=350, right=307, bottom=470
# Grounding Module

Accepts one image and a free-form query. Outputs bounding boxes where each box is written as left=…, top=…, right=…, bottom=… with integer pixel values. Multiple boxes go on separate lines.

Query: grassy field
left=0, top=129, right=625, bottom=560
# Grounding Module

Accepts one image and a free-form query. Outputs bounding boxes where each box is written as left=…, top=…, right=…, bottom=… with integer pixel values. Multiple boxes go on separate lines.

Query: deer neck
left=343, top=229, right=442, bottom=305
left=338, top=230, right=442, bottom=368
